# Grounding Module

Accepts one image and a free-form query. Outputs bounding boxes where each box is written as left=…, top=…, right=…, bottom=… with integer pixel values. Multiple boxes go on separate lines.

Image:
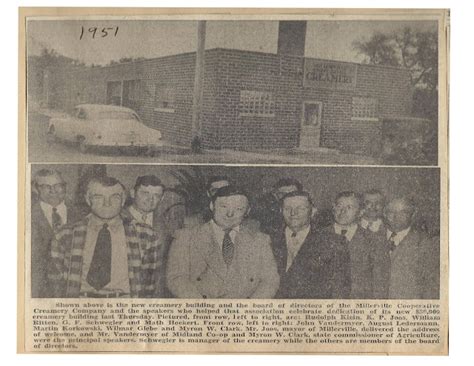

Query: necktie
left=51, top=207, right=62, bottom=231
left=87, top=223, right=112, bottom=290
left=340, top=229, right=348, bottom=243
left=286, top=231, right=298, bottom=271
left=388, top=231, right=397, bottom=252
left=222, top=230, right=234, bottom=266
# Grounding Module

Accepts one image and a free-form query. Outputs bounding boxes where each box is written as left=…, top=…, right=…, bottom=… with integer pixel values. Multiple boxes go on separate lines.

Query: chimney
left=277, top=21, right=307, bottom=56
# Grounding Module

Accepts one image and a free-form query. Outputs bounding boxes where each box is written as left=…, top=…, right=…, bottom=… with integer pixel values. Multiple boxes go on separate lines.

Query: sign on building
left=304, top=59, right=357, bottom=90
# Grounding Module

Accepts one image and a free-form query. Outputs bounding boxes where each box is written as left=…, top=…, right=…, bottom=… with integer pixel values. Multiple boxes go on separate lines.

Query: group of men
left=31, top=169, right=439, bottom=300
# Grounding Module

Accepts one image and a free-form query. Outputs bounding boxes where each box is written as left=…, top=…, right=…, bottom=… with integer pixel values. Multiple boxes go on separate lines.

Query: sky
left=27, top=19, right=437, bottom=65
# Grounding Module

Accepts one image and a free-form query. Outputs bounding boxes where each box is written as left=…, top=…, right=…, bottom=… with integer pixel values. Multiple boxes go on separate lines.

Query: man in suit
left=31, top=169, right=80, bottom=298
left=49, top=176, right=164, bottom=298
left=360, top=189, right=391, bottom=298
left=270, top=191, right=349, bottom=299
left=166, top=185, right=279, bottom=299
left=319, top=191, right=375, bottom=299
left=124, top=175, right=171, bottom=296
left=253, top=178, right=303, bottom=235
left=383, top=197, right=440, bottom=299
left=360, top=189, right=386, bottom=235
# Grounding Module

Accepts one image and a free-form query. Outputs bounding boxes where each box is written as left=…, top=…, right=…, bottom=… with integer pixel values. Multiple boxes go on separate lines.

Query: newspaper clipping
left=18, top=8, right=449, bottom=354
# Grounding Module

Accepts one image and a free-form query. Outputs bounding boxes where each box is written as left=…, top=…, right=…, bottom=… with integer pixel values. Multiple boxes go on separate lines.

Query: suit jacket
left=318, top=225, right=375, bottom=299
left=31, top=200, right=81, bottom=298
left=48, top=213, right=165, bottom=298
left=364, top=224, right=392, bottom=299
left=387, top=229, right=440, bottom=299
left=270, top=225, right=349, bottom=299
left=166, top=221, right=279, bottom=299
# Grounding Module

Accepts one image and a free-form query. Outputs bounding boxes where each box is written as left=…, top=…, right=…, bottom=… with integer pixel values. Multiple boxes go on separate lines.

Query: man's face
left=211, top=194, right=249, bottom=231
left=384, top=199, right=413, bottom=233
left=133, top=185, right=164, bottom=213
left=333, top=196, right=361, bottom=226
left=207, top=180, right=230, bottom=198
left=86, top=183, right=125, bottom=220
left=282, top=195, right=313, bottom=232
left=36, top=174, right=66, bottom=207
left=362, top=193, right=385, bottom=221
left=274, top=185, right=298, bottom=200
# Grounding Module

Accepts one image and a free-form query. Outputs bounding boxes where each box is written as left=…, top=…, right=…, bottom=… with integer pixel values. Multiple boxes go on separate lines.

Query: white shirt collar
left=210, top=220, right=240, bottom=249
left=128, top=205, right=153, bottom=227
left=39, top=200, right=67, bottom=228
left=386, top=227, right=411, bottom=247
left=360, top=217, right=383, bottom=232
left=334, top=222, right=358, bottom=241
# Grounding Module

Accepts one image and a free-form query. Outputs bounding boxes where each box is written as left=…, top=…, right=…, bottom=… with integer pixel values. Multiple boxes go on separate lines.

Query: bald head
left=384, top=197, right=416, bottom=232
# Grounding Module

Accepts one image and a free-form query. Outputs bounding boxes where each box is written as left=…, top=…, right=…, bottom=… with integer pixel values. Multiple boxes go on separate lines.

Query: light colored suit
left=166, top=221, right=279, bottom=299
left=388, top=229, right=440, bottom=299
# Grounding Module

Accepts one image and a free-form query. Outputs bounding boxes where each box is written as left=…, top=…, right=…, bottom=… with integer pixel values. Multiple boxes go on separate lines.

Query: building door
left=300, top=101, right=323, bottom=148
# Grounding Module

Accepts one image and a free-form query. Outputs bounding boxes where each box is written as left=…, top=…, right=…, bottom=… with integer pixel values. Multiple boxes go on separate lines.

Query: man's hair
left=273, top=178, right=303, bottom=191
left=281, top=190, right=314, bottom=207
left=363, top=189, right=385, bottom=198
left=335, top=191, right=362, bottom=206
left=396, top=196, right=417, bottom=216
left=33, top=169, right=64, bottom=187
left=133, top=175, right=164, bottom=191
left=206, top=175, right=230, bottom=191
left=211, top=185, right=249, bottom=204
left=87, top=176, right=125, bottom=194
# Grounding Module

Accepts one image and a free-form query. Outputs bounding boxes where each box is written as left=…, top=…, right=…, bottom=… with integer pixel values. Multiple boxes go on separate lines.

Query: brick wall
left=303, top=60, right=413, bottom=154
left=47, top=49, right=413, bottom=154
left=206, top=48, right=303, bottom=150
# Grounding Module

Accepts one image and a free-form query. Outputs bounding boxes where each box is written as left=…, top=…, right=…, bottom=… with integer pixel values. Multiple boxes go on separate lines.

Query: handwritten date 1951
left=79, top=26, right=119, bottom=40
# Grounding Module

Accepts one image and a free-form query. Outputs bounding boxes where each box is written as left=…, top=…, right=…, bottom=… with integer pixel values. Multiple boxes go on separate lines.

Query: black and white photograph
left=18, top=7, right=448, bottom=356
left=27, top=19, right=439, bottom=165
left=30, top=164, right=440, bottom=300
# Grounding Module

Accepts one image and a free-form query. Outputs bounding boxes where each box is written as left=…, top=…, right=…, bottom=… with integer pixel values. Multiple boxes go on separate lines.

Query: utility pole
left=191, top=20, right=206, bottom=153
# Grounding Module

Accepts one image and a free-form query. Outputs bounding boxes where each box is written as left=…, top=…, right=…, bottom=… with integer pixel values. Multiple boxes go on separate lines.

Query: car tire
left=77, top=136, right=89, bottom=154
left=47, top=125, right=57, bottom=143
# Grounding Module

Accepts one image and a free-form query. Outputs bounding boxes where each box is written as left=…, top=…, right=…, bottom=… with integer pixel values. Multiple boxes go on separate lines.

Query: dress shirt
left=80, top=215, right=130, bottom=295
left=210, top=220, right=240, bottom=250
left=386, top=227, right=411, bottom=248
left=334, top=222, right=358, bottom=242
left=40, top=201, right=67, bottom=229
left=285, top=225, right=311, bottom=271
left=129, top=205, right=154, bottom=227
left=360, top=218, right=383, bottom=233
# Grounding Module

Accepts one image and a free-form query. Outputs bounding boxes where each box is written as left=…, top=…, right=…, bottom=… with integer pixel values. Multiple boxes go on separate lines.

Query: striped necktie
left=222, top=230, right=234, bottom=266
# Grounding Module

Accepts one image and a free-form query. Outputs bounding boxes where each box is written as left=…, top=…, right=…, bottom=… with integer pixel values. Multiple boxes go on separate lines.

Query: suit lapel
left=272, top=229, right=288, bottom=274
left=198, top=222, right=228, bottom=280
left=287, top=227, right=316, bottom=273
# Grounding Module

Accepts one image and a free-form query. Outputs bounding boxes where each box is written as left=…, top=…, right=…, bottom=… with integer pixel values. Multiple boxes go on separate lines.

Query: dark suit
left=270, top=225, right=350, bottom=299
left=31, top=200, right=80, bottom=298
left=386, top=229, right=440, bottom=299
left=361, top=221, right=392, bottom=299
left=319, top=225, right=376, bottom=299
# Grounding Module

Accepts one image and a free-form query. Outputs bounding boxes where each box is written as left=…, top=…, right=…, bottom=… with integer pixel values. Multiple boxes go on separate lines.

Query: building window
left=106, top=81, right=122, bottom=106
left=239, top=90, right=275, bottom=117
left=155, top=84, right=176, bottom=113
left=352, top=97, right=378, bottom=121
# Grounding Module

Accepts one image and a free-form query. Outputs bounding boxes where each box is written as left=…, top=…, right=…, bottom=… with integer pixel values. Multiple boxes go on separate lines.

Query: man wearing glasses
left=31, top=169, right=80, bottom=298
left=49, top=176, right=164, bottom=298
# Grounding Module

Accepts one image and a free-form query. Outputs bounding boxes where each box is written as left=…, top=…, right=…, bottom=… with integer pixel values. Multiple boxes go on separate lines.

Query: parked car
left=47, top=104, right=163, bottom=154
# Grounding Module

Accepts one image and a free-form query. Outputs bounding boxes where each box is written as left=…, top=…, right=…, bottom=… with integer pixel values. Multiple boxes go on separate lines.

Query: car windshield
left=84, top=110, right=140, bottom=121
